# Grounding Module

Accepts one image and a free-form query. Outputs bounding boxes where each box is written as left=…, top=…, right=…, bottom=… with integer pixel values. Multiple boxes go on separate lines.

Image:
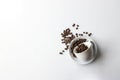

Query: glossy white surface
left=0, top=0, right=120, bottom=80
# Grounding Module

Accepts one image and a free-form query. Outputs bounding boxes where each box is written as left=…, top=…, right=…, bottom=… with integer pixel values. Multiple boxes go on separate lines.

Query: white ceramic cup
left=73, top=42, right=94, bottom=62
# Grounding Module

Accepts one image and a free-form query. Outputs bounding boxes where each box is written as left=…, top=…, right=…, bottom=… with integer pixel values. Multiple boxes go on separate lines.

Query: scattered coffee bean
left=62, top=50, right=65, bottom=52
left=64, top=45, right=69, bottom=50
left=61, top=39, right=64, bottom=41
left=62, top=42, right=65, bottom=43
left=83, top=32, right=85, bottom=34
left=65, top=47, right=67, bottom=50
left=76, top=27, right=78, bottom=30
left=86, top=32, right=88, bottom=34
left=72, top=23, right=75, bottom=27
left=88, top=33, right=92, bottom=36
left=59, top=52, right=63, bottom=54
left=77, top=25, right=79, bottom=27
left=76, top=33, right=78, bottom=37
left=79, top=34, right=83, bottom=36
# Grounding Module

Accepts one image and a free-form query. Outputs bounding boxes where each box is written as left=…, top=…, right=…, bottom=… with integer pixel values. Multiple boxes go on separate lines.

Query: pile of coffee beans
left=59, top=23, right=92, bottom=55
left=75, top=44, right=88, bottom=53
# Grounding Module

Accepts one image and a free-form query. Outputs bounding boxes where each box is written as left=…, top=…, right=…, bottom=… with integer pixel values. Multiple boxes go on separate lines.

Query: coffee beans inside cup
left=75, top=44, right=88, bottom=53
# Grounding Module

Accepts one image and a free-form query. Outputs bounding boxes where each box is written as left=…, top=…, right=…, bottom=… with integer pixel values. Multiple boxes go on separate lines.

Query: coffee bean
left=61, top=39, right=64, bottom=41
left=62, top=50, right=65, bottom=52
left=86, top=32, right=88, bottom=34
left=59, top=52, right=63, bottom=54
left=64, top=45, right=69, bottom=50
left=65, top=48, right=67, bottom=50
left=88, top=33, right=92, bottom=36
left=62, top=42, right=65, bottom=43
left=76, top=27, right=78, bottom=30
left=76, top=33, right=78, bottom=37
left=83, top=32, right=85, bottom=34
left=77, top=25, right=79, bottom=27
left=72, top=23, right=75, bottom=27
left=79, top=34, right=83, bottom=36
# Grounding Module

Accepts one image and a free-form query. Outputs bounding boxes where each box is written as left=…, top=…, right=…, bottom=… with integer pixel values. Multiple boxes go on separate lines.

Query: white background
left=0, top=0, right=120, bottom=80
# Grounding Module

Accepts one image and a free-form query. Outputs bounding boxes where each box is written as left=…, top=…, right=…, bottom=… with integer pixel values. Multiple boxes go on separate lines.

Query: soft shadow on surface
left=95, top=44, right=101, bottom=61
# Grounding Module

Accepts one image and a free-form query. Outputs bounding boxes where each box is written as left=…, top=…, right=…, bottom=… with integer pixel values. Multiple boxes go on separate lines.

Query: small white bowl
left=69, top=36, right=97, bottom=64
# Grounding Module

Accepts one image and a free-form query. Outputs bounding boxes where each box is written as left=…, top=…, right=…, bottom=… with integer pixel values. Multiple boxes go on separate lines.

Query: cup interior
left=73, top=42, right=92, bottom=54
